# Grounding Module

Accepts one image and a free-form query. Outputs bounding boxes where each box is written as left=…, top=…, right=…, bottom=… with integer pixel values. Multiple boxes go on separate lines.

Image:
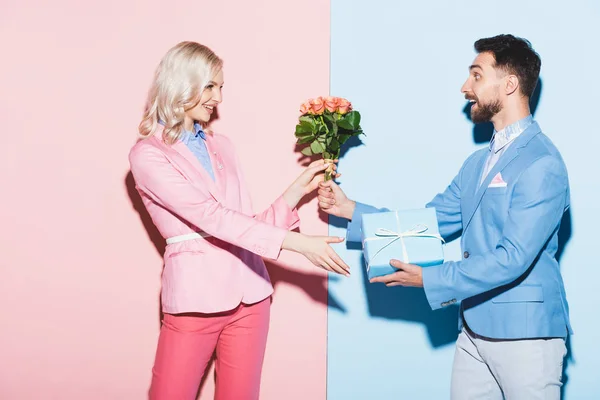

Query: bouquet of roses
left=294, top=96, right=363, bottom=180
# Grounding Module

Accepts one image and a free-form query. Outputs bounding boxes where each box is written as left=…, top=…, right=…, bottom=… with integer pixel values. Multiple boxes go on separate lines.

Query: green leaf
left=310, top=141, right=325, bottom=154
left=295, top=121, right=314, bottom=136
left=338, top=134, right=350, bottom=145
left=295, top=131, right=312, bottom=139
left=329, top=138, right=340, bottom=152
left=297, top=136, right=314, bottom=144
left=301, top=146, right=313, bottom=156
left=336, top=118, right=353, bottom=130
left=299, top=115, right=316, bottom=125
left=345, top=111, right=361, bottom=130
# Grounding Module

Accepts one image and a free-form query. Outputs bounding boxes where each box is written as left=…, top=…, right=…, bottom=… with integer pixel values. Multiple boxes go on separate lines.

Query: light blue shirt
left=180, top=122, right=215, bottom=181
left=158, top=120, right=215, bottom=181
left=480, top=114, right=533, bottom=186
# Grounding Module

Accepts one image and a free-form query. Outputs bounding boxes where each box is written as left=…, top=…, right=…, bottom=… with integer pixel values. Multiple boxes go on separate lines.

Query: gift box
left=361, top=208, right=445, bottom=280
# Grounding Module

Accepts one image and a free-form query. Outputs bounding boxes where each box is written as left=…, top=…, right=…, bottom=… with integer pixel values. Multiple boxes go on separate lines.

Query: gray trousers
left=451, top=328, right=567, bottom=400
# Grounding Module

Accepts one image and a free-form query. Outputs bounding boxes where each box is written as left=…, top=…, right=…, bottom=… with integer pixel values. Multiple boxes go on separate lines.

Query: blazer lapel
left=461, top=151, right=488, bottom=226
left=462, top=122, right=542, bottom=232
left=203, top=134, right=227, bottom=194
left=152, top=128, right=224, bottom=202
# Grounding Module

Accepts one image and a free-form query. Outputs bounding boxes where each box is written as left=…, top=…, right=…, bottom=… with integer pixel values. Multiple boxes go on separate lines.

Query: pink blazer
left=129, top=126, right=299, bottom=314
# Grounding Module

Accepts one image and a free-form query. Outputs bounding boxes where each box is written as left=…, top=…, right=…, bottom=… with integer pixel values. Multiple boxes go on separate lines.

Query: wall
left=0, top=0, right=330, bottom=398
left=327, top=0, right=599, bottom=398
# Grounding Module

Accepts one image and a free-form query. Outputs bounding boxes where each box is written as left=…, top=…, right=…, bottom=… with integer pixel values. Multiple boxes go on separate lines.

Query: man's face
left=461, top=52, right=504, bottom=123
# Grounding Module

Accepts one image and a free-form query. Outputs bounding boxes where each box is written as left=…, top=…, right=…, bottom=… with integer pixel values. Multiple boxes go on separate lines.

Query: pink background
left=0, top=1, right=330, bottom=398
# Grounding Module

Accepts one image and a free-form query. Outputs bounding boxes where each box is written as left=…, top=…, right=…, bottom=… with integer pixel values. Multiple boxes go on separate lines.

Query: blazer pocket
left=485, top=187, right=508, bottom=196
left=168, top=250, right=205, bottom=258
left=491, top=285, right=544, bottom=303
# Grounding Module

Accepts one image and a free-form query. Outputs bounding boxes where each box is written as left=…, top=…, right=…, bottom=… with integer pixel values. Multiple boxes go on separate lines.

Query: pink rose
left=309, top=97, right=325, bottom=115
left=337, top=98, right=352, bottom=114
left=324, top=96, right=340, bottom=113
left=299, top=101, right=312, bottom=115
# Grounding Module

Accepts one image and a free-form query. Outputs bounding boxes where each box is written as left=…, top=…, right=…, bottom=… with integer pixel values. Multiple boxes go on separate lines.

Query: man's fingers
left=319, top=180, right=334, bottom=189
left=390, top=259, right=408, bottom=270
left=327, top=180, right=342, bottom=194
left=319, top=201, right=333, bottom=210
left=370, top=271, right=404, bottom=284
left=390, top=259, right=417, bottom=272
left=318, top=188, right=335, bottom=198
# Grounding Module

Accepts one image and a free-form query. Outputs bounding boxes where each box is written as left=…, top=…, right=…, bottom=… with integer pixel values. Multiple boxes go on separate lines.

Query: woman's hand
left=282, top=231, right=350, bottom=276
left=283, top=159, right=340, bottom=209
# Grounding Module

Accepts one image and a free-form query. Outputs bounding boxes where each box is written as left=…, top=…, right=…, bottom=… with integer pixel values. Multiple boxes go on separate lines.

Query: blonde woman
left=129, top=41, right=349, bottom=400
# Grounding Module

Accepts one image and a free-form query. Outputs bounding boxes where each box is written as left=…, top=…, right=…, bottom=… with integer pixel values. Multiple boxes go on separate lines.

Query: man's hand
left=317, top=180, right=356, bottom=220
left=369, top=259, right=423, bottom=287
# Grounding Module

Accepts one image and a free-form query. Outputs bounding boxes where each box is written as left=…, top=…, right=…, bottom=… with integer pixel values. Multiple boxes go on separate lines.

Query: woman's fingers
left=321, top=255, right=348, bottom=276
left=327, top=247, right=350, bottom=274
left=325, top=236, right=345, bottom=244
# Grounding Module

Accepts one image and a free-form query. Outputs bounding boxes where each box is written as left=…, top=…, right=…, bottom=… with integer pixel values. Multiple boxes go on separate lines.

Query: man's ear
left=505, top=75, right=519, bottom=96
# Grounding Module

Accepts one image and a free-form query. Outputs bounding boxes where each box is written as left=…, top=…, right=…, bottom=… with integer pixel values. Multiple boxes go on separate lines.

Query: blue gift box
left=361, top=208, right=445, bottom=280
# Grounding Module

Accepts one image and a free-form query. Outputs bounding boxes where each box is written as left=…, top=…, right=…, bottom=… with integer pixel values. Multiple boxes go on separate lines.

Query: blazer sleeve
left=426, top=152, right=481, bottom=240
left=422, top=155, right=569, bottom=310
left=129, top=144, right=288, bottom=260
left=346, top=202, right=389, bottom=243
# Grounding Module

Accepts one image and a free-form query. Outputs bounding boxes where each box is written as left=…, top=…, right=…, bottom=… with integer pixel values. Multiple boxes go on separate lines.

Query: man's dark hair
left=474, top=34, right=541, bottom=98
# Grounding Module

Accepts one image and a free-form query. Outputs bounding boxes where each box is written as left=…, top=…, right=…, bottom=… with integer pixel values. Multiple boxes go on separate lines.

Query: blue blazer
left=348, top=122, right=572, bottom=339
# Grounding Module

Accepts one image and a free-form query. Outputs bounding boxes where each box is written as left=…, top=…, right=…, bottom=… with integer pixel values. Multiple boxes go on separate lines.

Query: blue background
left=327, top=0, right=600, bottom=398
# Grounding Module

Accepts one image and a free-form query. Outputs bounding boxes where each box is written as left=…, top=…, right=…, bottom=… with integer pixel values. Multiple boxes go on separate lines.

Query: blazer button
left=464, top=251, right=470, bottom=259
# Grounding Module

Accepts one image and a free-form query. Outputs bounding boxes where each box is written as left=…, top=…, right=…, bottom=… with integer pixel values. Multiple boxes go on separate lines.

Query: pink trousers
left=149, top=298, right=270, bottom=400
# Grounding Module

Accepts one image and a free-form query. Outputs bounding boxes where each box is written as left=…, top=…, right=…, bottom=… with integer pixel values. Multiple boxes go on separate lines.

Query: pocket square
left=488, top=172, right=507, bottom=188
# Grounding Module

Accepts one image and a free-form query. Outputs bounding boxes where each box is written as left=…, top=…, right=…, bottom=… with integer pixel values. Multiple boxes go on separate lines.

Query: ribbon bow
left=363, top=212, right=445, bottom=271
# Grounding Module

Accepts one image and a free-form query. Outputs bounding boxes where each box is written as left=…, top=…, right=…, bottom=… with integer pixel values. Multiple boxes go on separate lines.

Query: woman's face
left=186, top=69, right=224, bottom=124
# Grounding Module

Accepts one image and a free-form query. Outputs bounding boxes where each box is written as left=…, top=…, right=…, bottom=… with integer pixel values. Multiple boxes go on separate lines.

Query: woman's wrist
left=282, top=185, right=304, bottom=210
left=282, top=231, right=305, bottom=253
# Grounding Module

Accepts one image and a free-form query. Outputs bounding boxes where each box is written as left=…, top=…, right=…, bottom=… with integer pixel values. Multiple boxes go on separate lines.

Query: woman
left=129, top=41, right=349, bottom=400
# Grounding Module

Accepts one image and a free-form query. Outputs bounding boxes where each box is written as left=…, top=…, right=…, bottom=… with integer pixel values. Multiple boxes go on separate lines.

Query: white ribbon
left=363, top=211, right=445, bottom=271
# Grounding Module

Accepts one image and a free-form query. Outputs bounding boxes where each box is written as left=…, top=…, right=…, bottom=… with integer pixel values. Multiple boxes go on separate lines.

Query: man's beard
left=471, top=99, right=502, bottom=123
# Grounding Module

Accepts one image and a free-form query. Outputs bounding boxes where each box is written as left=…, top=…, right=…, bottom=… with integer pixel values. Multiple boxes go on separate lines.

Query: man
left=318, top=34, right=571, bottom=399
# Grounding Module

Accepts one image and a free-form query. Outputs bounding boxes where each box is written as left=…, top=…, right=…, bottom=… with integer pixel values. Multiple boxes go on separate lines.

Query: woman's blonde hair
left=138, top=41, right=223, bottom=144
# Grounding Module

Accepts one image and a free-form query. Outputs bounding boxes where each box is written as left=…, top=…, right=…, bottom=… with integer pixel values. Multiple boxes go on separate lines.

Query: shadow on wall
left=556, top=207, right=573, bottom=399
